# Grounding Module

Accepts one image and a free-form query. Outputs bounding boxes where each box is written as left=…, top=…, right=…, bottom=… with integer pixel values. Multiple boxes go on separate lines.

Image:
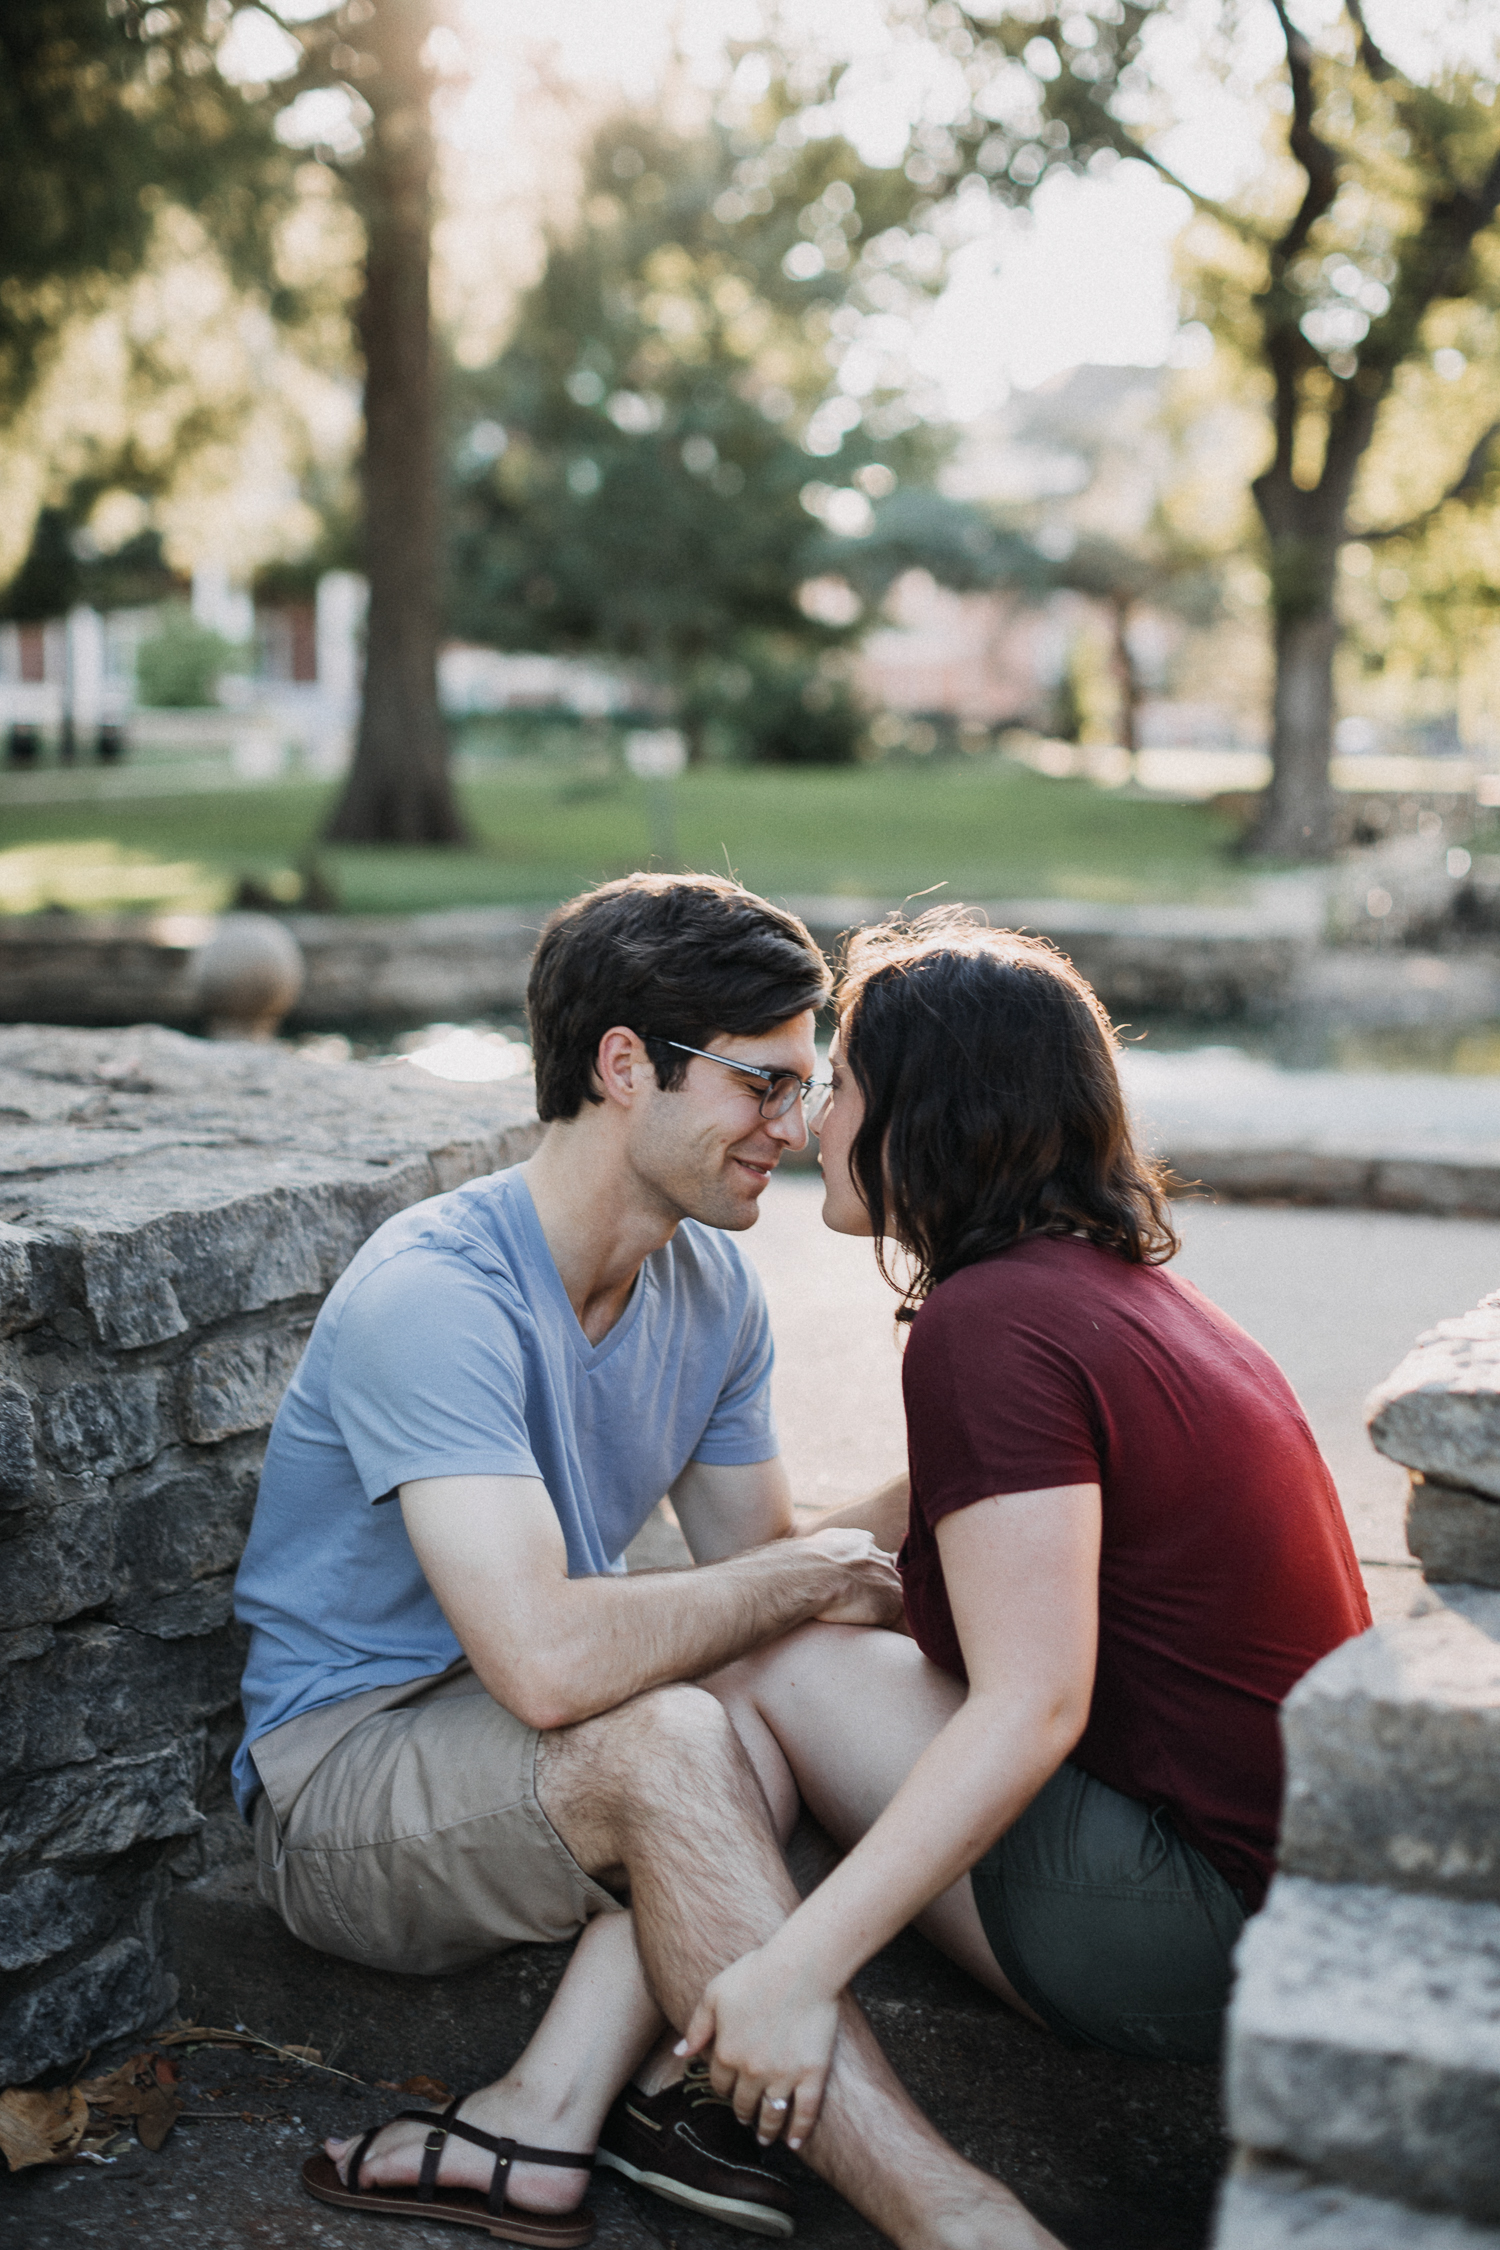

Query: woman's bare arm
left=801, top=1472, right=911, bottom=1549
left=682, top=1481, right=1101, bottom=2142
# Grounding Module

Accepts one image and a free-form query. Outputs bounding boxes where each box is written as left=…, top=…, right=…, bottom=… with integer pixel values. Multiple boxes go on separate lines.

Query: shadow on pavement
left=2, top=1862, right=1226, bottom=2250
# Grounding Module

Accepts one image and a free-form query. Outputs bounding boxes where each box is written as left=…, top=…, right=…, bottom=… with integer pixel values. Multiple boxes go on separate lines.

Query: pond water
left=286, top=1014, right=1500, bottom=1163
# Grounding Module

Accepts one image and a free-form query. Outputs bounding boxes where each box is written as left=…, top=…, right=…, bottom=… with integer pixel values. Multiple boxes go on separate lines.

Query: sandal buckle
left=424, top=2127, right=447, bottom=2154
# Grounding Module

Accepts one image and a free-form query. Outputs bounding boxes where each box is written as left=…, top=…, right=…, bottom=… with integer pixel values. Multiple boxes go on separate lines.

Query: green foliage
left=446, top=95, right=943, bottom=751
left=0, top=2, right=292, bottom=415
left=876, top=4, right=1500, bottom=848
left=0, top=508, right=80, bottom=623
left=683, top=643, right=867, bottom=766
left=134, top=605, right=239, bottom=709
left=0, top=506, right=178, bottom=621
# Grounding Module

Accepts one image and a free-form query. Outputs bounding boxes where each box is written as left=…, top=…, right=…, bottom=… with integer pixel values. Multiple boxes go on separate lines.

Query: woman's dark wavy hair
left=838, top=910, right=1178, bottom=1321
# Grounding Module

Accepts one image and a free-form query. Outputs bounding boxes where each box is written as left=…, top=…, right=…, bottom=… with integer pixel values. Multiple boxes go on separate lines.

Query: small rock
left=192, top=915, right=304, bottom=1040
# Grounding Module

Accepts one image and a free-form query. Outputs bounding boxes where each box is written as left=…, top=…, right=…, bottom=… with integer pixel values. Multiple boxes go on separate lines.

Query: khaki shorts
left=249, top=1661, right=621, bottom=1976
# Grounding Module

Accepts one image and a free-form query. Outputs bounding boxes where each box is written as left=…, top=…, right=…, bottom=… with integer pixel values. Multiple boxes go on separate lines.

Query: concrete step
left=1279, top=1587, right=1500, bottom=1900
left=1214, top=2154, right=1500, bottom=2248
left=1225, top=1875, right=1500, bottom=2223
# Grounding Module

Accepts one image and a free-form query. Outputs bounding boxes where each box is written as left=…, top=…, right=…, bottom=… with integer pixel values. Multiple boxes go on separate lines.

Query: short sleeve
left=903, top=1272, right=1101, bottom=1529
left=690, top=1265, right=777, bottom=1466
left=328, top=1248, right=542, bottom=1503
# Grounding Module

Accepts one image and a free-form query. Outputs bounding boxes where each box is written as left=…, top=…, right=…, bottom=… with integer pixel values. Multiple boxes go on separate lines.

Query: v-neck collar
left=509, top=1173, right=652, bottom=1370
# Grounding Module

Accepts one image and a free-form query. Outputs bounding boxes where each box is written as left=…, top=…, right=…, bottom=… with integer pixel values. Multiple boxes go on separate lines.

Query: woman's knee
left=704, top=1619, right=864, bottom=1708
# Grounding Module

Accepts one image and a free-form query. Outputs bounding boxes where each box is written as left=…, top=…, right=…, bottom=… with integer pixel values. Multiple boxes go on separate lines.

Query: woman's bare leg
left=707, top=1622, right=1048, bottom=2022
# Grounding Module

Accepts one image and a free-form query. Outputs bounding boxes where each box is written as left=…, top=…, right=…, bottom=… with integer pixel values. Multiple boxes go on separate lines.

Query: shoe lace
left=682, top=2058, right=735, bottom=2111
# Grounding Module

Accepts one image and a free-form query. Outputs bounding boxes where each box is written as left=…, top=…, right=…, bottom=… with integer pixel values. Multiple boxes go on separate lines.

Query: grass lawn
left=0, top=756, right=1249, bottom=917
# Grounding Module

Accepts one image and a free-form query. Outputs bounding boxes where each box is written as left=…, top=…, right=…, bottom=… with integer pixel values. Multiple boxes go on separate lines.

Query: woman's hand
left=677, top=1941, right=840, bottom=2153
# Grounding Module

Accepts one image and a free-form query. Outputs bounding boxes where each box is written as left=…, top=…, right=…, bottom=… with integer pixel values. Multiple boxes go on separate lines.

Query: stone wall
left=1214, top=1293, right=1500, bottom=2243
left=0, top=897, right=1309, bottom=1032
left=0, top=1026, right=540, bottom=2085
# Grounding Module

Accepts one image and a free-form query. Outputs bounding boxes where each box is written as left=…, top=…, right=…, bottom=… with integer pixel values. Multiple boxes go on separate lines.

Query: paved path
left=741, top=1176, right=1500, bottom=1623
left=19, top=1186, right=1493, bottom=2250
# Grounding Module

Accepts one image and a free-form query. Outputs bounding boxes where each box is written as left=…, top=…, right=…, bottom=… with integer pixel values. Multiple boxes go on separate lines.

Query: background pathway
left=741, top=1176, right=1500, bottom=1622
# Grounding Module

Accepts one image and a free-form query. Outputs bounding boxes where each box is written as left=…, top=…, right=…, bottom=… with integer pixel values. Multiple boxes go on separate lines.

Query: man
left=233, top=873, right=1060, bottom=2250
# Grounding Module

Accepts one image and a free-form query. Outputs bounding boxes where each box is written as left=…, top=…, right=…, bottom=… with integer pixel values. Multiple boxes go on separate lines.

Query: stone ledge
left=0, top=896, right=1310, bottom=1030
left=1279, top=1589, right=1500, bottom=1899
left=1367, top=1304, right=1500, bottom=1499
left=1410, top=1479, right=1500, bottom=1589
left=0, top=1024, right=544, bottom=2084
left=1167, top=1147, right=1500, bottom=1220
left=1214, top=2155, right=1500, bottom=2248
left=1225, top=1875, right=1500, bottom=2222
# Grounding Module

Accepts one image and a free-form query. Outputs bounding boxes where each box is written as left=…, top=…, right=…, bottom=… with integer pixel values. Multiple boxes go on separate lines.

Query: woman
left=686, top=911, right=1371, bottom=2151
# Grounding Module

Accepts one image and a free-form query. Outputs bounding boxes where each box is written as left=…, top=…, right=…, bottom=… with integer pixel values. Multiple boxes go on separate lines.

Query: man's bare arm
left=804, top=1473, right=910, bottom=1551
left=669, top=1456, right=795, bottom=1563
left=400, top=1473, right=903, bottom=1730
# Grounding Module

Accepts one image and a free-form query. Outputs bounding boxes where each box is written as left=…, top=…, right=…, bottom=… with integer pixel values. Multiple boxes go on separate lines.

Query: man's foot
left=326, top=2095, right=592, bottom=2215
left=596, top=2059, right=797, bottom=2238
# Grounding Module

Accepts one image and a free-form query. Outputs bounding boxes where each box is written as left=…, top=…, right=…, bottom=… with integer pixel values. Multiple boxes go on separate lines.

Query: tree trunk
left=322, top=0, right=467, bottom=847
left=1108, top=596, right=1142, bottom=766
left=1248, top=606, right=1339, bottom=857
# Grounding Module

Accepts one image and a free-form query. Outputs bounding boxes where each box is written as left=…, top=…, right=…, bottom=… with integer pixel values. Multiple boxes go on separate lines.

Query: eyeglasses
left=648, top=1037, right=830, bottom=1121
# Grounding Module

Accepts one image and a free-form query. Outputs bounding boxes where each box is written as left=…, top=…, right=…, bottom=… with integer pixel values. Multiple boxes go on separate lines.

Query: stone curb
left=1369, top=1309, right=1500, bottom=1498
left=1166, top=1145, right=1500, bottom=1220
left=1409, top=1481, right=1500, bottom=1590
left=1278, top=1589, right=1500, bottom=1900
left=1225, top=1874, right=1500, bottom=2223
left=0, top=894, right=1310, bottom=1030
left=1215, top=2155, right=1500, bottom=2248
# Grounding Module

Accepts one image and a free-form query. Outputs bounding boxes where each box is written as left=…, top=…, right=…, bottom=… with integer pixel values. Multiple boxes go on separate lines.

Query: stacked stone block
left=0, top=1025, right=540, bottom=2084
left=1214, top=1293, right=1500, bottom=2244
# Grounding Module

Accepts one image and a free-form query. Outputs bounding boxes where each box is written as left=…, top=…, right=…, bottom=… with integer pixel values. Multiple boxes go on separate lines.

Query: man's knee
left=564, top=1681, right=739, bottom=1793
left=537, top=1683, right=747, bottom=1863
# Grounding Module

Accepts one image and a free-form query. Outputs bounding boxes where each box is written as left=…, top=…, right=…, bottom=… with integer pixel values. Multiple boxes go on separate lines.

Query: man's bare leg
left=707, top=1621, right=1049, bottom=2019
left=324, top=1904, right=663, bottom=2211
left=541, top=1682, right=1062, bottom=2250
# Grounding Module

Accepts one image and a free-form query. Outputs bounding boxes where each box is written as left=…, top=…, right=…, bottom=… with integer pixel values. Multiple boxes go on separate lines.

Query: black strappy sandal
left=301, top=2095, right=597, bottom=2244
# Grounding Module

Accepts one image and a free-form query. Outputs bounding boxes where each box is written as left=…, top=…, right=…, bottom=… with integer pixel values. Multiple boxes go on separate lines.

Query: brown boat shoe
left=595, top=2060, right=796, bottom=2238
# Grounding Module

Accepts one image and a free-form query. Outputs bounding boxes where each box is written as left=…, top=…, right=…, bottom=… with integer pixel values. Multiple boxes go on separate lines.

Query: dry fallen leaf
left=79, top=2052, right=183, bottom=2153
left=0, top=2085, right=89, bottom=2172
left=281, top=2044, right=322, bottom=2064
left=399, top=2074, right=450, bottom=2102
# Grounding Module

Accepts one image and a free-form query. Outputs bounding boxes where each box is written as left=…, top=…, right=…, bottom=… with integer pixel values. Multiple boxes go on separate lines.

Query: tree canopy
left=447, top=97, right=945, bottom=760
left=878, top=0, right=1500, bottom=853
left=0, top=2, right=291, bottom=417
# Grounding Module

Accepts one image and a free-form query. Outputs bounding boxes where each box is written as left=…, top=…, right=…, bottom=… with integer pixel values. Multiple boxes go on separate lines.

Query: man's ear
left=593, top=1026, right=651, bottom=1109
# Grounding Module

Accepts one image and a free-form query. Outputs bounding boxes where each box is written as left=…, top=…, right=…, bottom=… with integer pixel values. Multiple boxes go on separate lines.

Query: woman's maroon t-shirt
left=899, top=1236, right=1370, bottom=1909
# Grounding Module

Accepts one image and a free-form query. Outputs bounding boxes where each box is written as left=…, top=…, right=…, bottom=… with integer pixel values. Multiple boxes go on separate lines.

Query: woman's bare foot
left=325, top=2087, right=593, bottom=2215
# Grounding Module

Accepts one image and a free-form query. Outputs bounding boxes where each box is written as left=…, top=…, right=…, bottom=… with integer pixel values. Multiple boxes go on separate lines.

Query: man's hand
left=401, top=1477, right=908, bottom=1730
left=798, top=1528, right=905, bottom=1628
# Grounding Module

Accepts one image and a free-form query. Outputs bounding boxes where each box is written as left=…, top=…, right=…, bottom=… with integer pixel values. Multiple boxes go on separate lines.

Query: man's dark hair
left=837, top=908, right=1178, bottom=1320
left=527, top=873, right=831, bottom=1122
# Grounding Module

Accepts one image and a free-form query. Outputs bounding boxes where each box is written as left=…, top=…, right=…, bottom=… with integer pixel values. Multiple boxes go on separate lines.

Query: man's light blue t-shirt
left=231, top=1165, right=776, bottom=1814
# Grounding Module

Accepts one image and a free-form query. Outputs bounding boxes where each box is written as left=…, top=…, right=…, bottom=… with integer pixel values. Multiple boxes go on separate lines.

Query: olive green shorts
left=970, top=1761, right=1249, bottom=2065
